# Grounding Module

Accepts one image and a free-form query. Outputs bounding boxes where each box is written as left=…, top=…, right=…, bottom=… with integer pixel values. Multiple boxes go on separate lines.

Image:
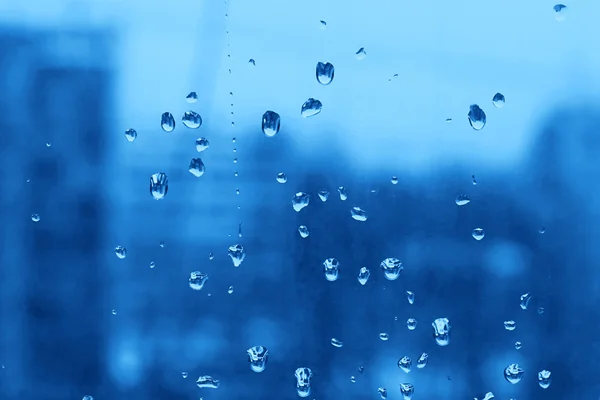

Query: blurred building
left=0, top=26, right=115, bottom=399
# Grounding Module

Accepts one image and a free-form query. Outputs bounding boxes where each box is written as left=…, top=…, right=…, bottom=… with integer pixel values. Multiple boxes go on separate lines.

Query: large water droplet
left=455, top=194, right=470, bottom=206
left=150, top=172, right=169, bottom=200
left=553, top=4, right=567, bottom=21
left=161, top=112, right=175, bottom=132
left=504, top=364, right=524, bottom=384
left=186, top=91, right=198, bottom=103
left=357, top=267, right=370, bottom=285
left=301, top=98, right=322, bottom=118
left=538, top=370, right=551, bottom=388
left=228, top=244, right=246, bottom=267
left=432, top=317, right=451, bottom=346
left=356, top=47, right=367, bottom=60
left=380, top=258, right=403, bottom=280
left=330, top=338, right=343, bottom=348
left=292, top=192, right=310, bottom=212
left=323, top=258, right=340, bottom=281
left=124, top=128, right=137, bottom=142
left=467, top=104, right=486, bottom=130
left=350, top=206, right=368, bottom=221
left=196, top=375, right=220, bottom=389
left=504, top=320, right=516, bottom=331
left=189, top=271, right=208, bottom=290
left=520, top=292, right=532, bottom=310
left=316, top=62, right=335, bottom=85
left=247, top=346, right=268, bottom=373
left=298, top=225, right=309, bottom=238
left=400, top=383, right=414, bottom=400
left=295, top=367, right=313, bottom=398
left=492, top=93, right=505, bottom=108
left=182, top=111, right=202, bottom=129
left=472, top=228, right=485, bottom=240
left=417, top=352, right=428, bottom=368
left=397, top=356, right=412, bottom=373
left=114, top=246, right=127, bottom=259
left=262, top=111, right=280, bottom=137
left=189, top=158, right=206, bottom=177
left=196, top=137, right=210, bottom=152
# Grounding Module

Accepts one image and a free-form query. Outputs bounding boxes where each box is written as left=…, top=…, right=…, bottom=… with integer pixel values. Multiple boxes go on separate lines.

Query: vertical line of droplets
left=224, top=0, right=242, bottom=239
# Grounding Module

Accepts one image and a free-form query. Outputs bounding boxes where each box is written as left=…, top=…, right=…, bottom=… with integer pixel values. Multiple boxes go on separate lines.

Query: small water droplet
left=391, top=176, right=399, bottom=185
left=504, top=320, right=516, bottom=331
left=319, top=20, right=327, bottom=29
left=276, top=172, right=287, bottom=183
left=323, top=258, right=340, bottom=281
left=537, top=306, right=545, bottom=314
left=472, top=228, right=485, bottom=240
left=195, top=137, right=210, bottom=152
left=227, top=244, right=246, bottom=267
left=455, top=194, right=470, bottom=206
left=397, top=356, right=412, bottom=373
left=378, top=387, right=387, bottom=399
left=318, top=190, right=329, bottom=202
left=504, top=364, right=524, bottom=384
left=406, top=290, right=415, bottom=304
left=514, top=341, right=522, bottom=349
left=248, top=59, right=255, bottom=65
left=298, top=225, right=309, bottom=238
left=520, top=292, right=532, bottom=310
left=356, top=47, right=367, bottom=60
left=330, top=338, right=343, bottom=348
left=159, top=241, right=165, bottom=248
left=189, top=158, right=206, bottom=177
left=209, top=252, right=214, bottom=260
left=446, top=118, right=453, bottom=122
left=31, top=213, right=40, bottom=222
left=350, top=376, right=356, bottom=383
left=196, top=375, right=220, bottom=389
left=247, top=346, right=269, bottom=372
left=358, top=366, right=364, bottom=373
left=380, top=258, right=403, bottom=280
left=150, top=172, right=169, bottom=200
left=472, top=175, right=478, bottom=185
left=539, top=226, right=547, bottom=234
left=160, top=112, right=175, bottom=132
left=357, top=267, right=370, bottom=285
left=417, top=352, right=428, bottom=368
left=124, top=128, right=137, bottom=142
left=186, top=92, right=198, bottom=103
left=379, top=332, right=389, bottom=341
left=407, top=318, right=417, bottom=330
left=492, top=92, right=505, bottom=108
left=400, top=383, right=414, bottom=400
left=337, top=186, right=348, bottom=201
left=538, top=369, right=551, bottom=388
left=82, top=396, right=94, bottom=400
left=292, top=192, right=310, bottom=212
left=114, top=246, right=127, bottom=259
left=228, top=285, right=234, bottom=294
left=182, top=371, right=188, bottom=378
left=316, top=62, right=335, bottom=85
left=301, top=98, right=322, bottom=118
left=182, top=111, right=202, bottom=129
left=261, top=110, right=281, bottom=136
left=432, top=317, right=451, bottom=346
left=553, top=4, right=567, bottom=21
left=111, top=309, right=117, bottom=315
left=189, top=271, right=208, bottom=290
left=149, top=261, right=156, bottom=269
left=350, top=206, right=368, bottom=221
left=467, top=104, right=486, bottom=130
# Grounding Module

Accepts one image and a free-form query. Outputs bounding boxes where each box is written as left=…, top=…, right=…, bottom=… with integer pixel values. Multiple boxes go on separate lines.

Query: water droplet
left=467, top=104, right=486, bottom=130
left=182, top=371, right=188, bottom=378
left=247, top=346, right=269, bottom=372
left=186, top=92, right=198, bottom=103
left=391, top=176, right=399, bottom=185
left=316, top=62, right=335, bottom=85
left=208, top=252, right=214, bottom=260
left=476, top=392, right=495, bottom=400
left=399, top=384, right=414, bottom=400
left=539, top=226, right=547, bottom=234
left=150, top=172, right=168, bottom=200
left=358, top=366, right=364, bottom=373
left=337, top=186, right=348, bottom=200
left=319, top=20, right=327, bottom=29
left=350, top=376, right=356, bottom=383
left=262, top=111, right=281, bottom=137
left=504, top=364, right=524, bottom=384
left=82, top=396, right=94, bottom=400
left=298, top=225, right=309, bottom=238
left=189, top=158, right=206, bottom=177
left=248, top=58, right=256, bottom=65
left=160, top=112, right=175, bottom=132
left=377, top=387, right=387, bottom=399
left=472, top=175, right=478, bottom=185
left=196, top=375, right=220, bottom=389
left=228, top=244, right=246, bottom=267
left=330, top=338, right=343, bottom=348
left=301, top=98, right=322, bottom=118
left=294, top=367, right=313, bottom=398
left=538, top=370, right=551, bottom=389
left=380, top=258, right=403, bottom=280
left=292, top=192, right=310, bottom=212
left=189, top=271, right=209, bottom=290
left=504, top=320, right=516, bottom=331
left=182, top=111, right=202, bottom=129
left=349, top=206, right=367, bottom=221
left=114, top=246, right=127, bottom=259
left=553, top=4, right=567, bottom=21
left=520, top=292, right=532, bottom=310
left=356, top=47, right=367, bottom=60
left=149, top=261, right=156, bottom=268
left=446, top=118, right=453, bottom=122
left=407, top=318, right=417, bottom=330
left=323, top=257, right=340, bottom=281
left=31, top=213, right=40, bottom=222
left=472, top=228, right=485, bottom=240
left=514, top=341, right=522, bottom=349
left=432, top=317, right=451, bottom=346
left=406, top=291, right=415, bottom=304
left=492, top=93, right=505, bottom=108
left=417, top=352, right=428, bottom=368
left=159, top=241, right=165, bottom=248
left=455, top=194, right=470, bottom=206
left=318, top=190, right=329, bottom=202
left=195, top=137, right=210, bottom=152
left=276, top=172, right=287, bottom=183
left=357, top=267, right=370, bottom=285
left=124, top=128, right=137, bottom=142
left=111, top=309, right=117, bottom=315
left=379, top=332, right=389, bottom=341
left=537, top=306, right=545, bottom=314
left=398, top=356, right=412, bottom=373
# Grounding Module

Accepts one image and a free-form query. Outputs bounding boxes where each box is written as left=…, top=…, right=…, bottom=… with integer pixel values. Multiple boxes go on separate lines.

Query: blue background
left=1, top=0, right=599, bottom=399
